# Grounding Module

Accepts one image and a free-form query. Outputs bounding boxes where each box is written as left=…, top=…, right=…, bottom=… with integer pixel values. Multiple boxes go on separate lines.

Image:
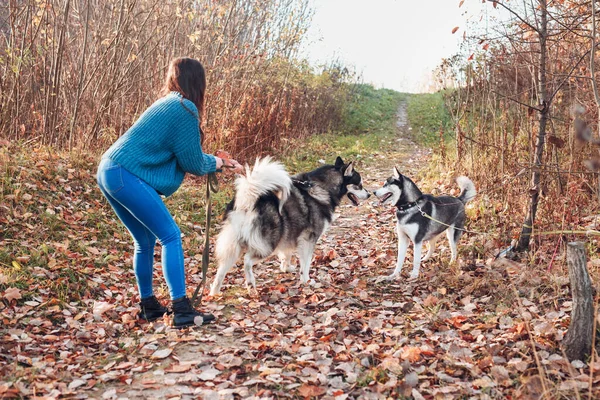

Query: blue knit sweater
left=102, top=92, right=217, bottom=197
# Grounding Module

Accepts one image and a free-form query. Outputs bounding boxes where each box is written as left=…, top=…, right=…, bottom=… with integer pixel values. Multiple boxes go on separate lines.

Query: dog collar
left=397, top=202, right=418, bottom=213
left=396, top=196, right=423, bottom=213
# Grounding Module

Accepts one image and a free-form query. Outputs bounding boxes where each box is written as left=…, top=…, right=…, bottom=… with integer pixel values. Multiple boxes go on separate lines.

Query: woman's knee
left=159, top=224, right=182, bottom=246
left=133, top=235, right=156, bottom=252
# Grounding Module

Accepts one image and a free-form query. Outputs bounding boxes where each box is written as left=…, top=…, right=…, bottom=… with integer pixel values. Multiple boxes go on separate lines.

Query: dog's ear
left=344, top=161, right=354, bottom=177
left=335, top=156, right=344, bottom=169
left=393, top=166, right=401, bottom=179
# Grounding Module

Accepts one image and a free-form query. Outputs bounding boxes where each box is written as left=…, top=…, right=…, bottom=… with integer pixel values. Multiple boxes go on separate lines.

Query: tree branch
left=492, top=1, right=540, bottom=34
left=549, top=47, right=593, bottom=102
left=491, top=90, right=543, bottom=112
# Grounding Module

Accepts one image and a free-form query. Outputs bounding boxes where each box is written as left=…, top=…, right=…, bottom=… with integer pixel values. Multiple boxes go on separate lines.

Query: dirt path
left=328, top=102, right=429, bottom=238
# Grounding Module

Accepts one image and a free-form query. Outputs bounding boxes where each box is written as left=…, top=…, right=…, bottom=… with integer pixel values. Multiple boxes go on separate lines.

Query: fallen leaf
left=423, top=295, right=438, bottom=307
left=68, top=379, right=87, bottom=390
left=151, top=348, right=173, bottom=360
left=3, top=287, right=22, bottom=302
left=199, top=367, right=221, bottom=381
left=93, top=301, right=113, bottom=317
left=102, top=388, right=117, bottom=399
left=165, top=363, right=193, bottom=373
left=571, top=360, right=585, bottom=369
left=298, top=384, right=326, bottom=397
left=404, top=371, right=419, bottom=388
left=401, top=347, right=422, bottom=363
left=473, top=376, right=496, bottom=388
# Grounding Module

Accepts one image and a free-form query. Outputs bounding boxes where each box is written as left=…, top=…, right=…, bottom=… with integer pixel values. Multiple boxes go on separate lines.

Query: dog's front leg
left=409, top=241, right=423, bottom=279
left=387, top=228, right=409, bottom=279
left=278, top=251, right=295, bottom=273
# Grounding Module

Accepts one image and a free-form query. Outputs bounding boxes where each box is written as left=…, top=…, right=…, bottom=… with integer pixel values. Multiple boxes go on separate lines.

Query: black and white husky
left=374, top=168, right=476, bottom=279
left=209, top=156, right=370, bottom=295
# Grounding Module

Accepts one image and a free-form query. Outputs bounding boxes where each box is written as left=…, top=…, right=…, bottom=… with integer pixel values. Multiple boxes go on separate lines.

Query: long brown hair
left=162, top=57, right=206, bottom=119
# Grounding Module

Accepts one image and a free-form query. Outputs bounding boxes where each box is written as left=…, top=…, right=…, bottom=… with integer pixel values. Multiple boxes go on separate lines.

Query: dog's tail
left=234, top=156, right=292, bottom=213
left=456, top=176, right=476, bottom=203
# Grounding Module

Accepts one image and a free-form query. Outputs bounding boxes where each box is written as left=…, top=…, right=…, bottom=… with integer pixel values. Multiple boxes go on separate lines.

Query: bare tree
left=447, top=0, right=593, bottom=252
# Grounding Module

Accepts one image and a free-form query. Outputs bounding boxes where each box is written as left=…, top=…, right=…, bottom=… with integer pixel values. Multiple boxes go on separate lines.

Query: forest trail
left=95, top=103, right=441, bottom=399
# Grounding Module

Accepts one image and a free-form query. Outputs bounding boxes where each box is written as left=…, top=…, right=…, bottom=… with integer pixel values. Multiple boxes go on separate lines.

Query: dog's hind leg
left=446, top=226, right=460, bottom=262
left=297, top=238, right=316, bottom=284
left=422, top=234, right=441, bottom=262
left=209, top=247, right=242, bottom=296
left=243, top=253, right=260, bottom=291
left=409, top=241, right=423, bottom=279
left=209, top=225, right=242, bottom=296
left=386, top=224, right=409, bottom=279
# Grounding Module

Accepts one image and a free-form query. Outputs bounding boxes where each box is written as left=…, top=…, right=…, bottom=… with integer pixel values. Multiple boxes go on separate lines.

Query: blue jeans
left=97, top=158, right=186, bottom=300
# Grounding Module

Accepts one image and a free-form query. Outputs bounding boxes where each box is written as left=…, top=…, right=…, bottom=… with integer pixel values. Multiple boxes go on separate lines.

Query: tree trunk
left=44, top=0, right=71, bottom=145
left=563, top=242, right=595, bottom=361
left=69, top=0, right=91, bottom=150
left=516, top=0, right=548, bottom=251
left=590, top=0, right=600, bottom=203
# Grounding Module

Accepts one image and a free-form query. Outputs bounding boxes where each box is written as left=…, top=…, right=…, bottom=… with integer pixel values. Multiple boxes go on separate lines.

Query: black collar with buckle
left=396, top=196, right=423, bottom=213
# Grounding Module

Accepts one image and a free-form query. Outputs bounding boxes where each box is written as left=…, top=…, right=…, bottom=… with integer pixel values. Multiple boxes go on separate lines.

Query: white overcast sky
left=300, top=0, right=489, bottom=93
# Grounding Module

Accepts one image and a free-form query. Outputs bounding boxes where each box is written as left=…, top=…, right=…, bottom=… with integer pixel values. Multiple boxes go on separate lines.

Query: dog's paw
left=383, top=274, right=399, bottom=281
left=280, top=265, right=297, bottom=273
left=372, top=275, right=391, bottom=284
left=298, top=277, right=314, bottom=286
left=408, top=272, right=419, bottom=280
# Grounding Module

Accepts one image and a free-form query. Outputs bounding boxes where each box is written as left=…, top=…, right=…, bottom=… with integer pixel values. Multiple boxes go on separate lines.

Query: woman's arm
left=171, top=104, right=218, bottom=176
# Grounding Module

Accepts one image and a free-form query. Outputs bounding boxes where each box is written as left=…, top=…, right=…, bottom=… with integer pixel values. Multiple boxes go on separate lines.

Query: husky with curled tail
left=209, top=156, right=370, bottom=295
left=374, top=167, right=476, bottom=280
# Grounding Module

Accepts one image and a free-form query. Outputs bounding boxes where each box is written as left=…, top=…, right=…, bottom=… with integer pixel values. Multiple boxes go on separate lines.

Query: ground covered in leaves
left=2, top=105, right=600, bottom=399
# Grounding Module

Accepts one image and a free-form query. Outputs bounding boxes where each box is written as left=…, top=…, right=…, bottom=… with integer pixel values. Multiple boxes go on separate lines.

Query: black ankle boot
left=172, top=296, right=215, bottom=328
left=139, top=295, right=169, bottom=322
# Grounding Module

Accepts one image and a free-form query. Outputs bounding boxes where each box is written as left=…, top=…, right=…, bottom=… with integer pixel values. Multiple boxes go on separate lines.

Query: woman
left=97, top=57, right=243, bottom=328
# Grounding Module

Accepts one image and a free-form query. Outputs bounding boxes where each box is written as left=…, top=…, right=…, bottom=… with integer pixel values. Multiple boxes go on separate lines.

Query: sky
left=300, top=0, right=487, bottom=93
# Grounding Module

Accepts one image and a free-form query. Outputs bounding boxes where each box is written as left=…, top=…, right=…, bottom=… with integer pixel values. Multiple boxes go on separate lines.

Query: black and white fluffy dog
left=374, top=168, right=476, bottom=279
left=209, top=156, right=370, bottom=295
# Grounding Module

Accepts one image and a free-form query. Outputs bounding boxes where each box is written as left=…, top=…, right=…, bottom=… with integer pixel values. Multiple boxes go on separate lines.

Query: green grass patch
left=342, top=84, right=407, bottom=135
left=282, top=130, right=396, bottom=173
left=283, top=84, right=407, bottom=172
left=406, top=92, right=451, bottom=146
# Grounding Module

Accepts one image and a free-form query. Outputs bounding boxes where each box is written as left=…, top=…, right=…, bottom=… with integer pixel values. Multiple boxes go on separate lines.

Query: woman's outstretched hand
left=226, top=159, right=244, bottom=173
left=216, top=151, right=244, bottom=173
